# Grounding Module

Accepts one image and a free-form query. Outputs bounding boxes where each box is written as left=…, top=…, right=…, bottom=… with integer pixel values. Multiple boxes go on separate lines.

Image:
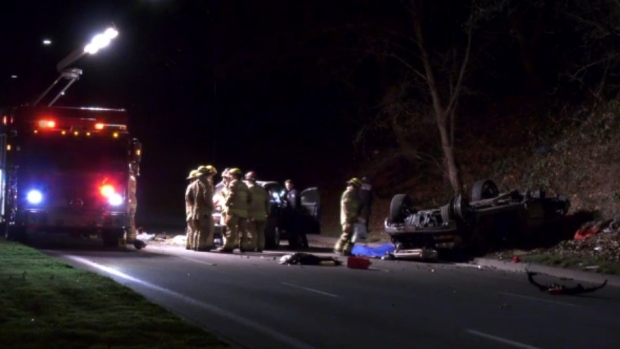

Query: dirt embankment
left=326, top=101, right=620, bottom=245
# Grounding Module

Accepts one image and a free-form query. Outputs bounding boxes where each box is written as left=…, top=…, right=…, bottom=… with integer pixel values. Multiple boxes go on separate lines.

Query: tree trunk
left=436, top=111, right=462, bottom=194
left=413, top=1, right=464, bottom=194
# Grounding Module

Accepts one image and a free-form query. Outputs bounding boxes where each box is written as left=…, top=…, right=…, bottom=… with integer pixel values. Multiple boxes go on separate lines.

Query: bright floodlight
left=43, top=39, right=52, bottom=45
left=84, top=27, right=119, bottom=55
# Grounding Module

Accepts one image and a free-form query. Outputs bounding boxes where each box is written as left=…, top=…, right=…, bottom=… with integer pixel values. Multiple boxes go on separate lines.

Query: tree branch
left=446, top=18, right=473, bottom=117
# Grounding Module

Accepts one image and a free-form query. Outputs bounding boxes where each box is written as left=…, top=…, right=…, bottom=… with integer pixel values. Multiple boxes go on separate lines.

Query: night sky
left=0, top=0, right=387, bottom=226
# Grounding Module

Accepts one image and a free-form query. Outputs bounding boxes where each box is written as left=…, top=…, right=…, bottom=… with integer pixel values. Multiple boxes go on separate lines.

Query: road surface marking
left=500, top=292, right=580, bottom=308
left=66, top=256, right=320, bottom=349
left=466, top=329, right=543, bottom=349
left=281, top=282, right=340, bottom=298
left=178, top=256, right=231, bottom=274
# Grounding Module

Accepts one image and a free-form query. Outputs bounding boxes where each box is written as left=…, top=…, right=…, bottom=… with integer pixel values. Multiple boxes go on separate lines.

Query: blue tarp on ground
left=352, top=243, right=395, bottom=258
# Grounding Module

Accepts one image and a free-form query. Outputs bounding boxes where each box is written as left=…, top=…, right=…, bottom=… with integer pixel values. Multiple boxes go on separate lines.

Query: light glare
left=108, top=193, right=123, bottom=206
left=27, top=190, right=43, bottom=204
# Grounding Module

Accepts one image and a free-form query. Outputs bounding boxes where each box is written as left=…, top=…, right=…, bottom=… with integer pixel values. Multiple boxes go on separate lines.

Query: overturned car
left=384, top=179, right=570, bottom=256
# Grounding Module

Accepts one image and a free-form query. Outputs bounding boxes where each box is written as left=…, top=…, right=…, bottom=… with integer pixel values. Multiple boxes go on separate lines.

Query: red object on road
left=347, top=256, right=371, bottom=269
left=512, top=256, right=520, bottom=263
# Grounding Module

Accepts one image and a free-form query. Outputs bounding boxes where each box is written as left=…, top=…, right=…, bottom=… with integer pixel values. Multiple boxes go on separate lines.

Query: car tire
left=471, top=179, right=500, bottom=202
left=389, top=194, right=414, bottom=223
left=451, top=195, right=474, bottom=224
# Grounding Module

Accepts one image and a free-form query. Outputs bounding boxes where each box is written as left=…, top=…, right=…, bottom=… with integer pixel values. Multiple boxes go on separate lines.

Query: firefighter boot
left=334, top=224, right=353, bottom=256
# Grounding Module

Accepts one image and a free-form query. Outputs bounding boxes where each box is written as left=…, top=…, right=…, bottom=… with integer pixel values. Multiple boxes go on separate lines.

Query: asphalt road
left=36, top=236, right=620, bottom=349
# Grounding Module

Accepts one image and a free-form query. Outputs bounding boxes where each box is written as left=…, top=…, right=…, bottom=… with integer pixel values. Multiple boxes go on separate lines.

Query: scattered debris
left=133, top=239, right=147, bottom=250
left=526, top=270, right=607, bottom=295
left=136, top=232, right=156, bottom=241
left=170, top=235, right=187, bottom=245
left=347, top=256, right=372, bottom=270
left=279, top=253, right=341, bottom=266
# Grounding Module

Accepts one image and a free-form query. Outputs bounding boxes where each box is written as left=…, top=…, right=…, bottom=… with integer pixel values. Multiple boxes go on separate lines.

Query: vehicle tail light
left=100, top=184, right=115, bottom=197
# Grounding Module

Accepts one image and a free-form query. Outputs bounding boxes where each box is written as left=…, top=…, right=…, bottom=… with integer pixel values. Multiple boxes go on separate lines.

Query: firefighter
left=218, top=168, right=232, bottom=232
left=217, top=168, right=252, bottom=253
left=193, top=165, right=217, bottom=251
left=126, top=164, right=139, bottom=245
left=245, top=171, right=270, bottom=252
left=185, top=169, right=200, bottom=250
left=283, top=179, right=308, bottom=249
left=359, top=176, right=373, bottom=232
left=334, top=177, right=362, bottom=256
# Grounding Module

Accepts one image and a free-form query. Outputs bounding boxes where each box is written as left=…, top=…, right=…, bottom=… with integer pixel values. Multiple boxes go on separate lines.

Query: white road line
left=466, top=329, right=543, bottom=349
left=178, top=256, right=228, bottom=270
left=281, top=282, right=340, bottom=298
left=499, top=292, right=580, bottom=308
left=65, top=256, right=320, bottom=349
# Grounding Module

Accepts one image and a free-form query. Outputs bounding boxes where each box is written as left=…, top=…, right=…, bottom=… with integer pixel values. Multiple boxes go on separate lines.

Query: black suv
left=212, top=181, right=321, bottom=248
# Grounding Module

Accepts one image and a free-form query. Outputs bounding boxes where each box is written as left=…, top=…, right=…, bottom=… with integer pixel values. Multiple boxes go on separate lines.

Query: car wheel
left=389, top=194, right=415, bottom=223
left=471, top=179, right=500, bottom=202
left=452, top=195, right=474, bottom=224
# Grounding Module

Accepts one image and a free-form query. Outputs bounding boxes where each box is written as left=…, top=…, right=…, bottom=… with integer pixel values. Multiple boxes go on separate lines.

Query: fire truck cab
left=0, top=105, right=142, bottom=247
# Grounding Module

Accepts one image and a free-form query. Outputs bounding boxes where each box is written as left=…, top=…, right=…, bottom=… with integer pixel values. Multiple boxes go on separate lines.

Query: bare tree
left=406, top=0, right=475, bottom=194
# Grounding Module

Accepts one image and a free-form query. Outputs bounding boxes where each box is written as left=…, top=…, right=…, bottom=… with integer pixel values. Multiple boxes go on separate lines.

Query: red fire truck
left=0, top=105, right=142, bottom=246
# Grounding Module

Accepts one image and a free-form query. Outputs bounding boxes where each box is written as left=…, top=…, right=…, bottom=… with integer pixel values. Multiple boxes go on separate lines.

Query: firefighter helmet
left=196, top=165, right=217, bottom=176
left=187, top=169, right=199, bottom=180
left=228, top=168, right=242, bottom=177
left=197, top=165, right=217, bottom=175
left=347, top=177, right=363, bottom=187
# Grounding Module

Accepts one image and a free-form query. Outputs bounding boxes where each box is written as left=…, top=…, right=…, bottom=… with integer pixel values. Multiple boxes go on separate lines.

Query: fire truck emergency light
left=38, top=120, right=55, bottom=128
left=100, top=184, right=115, bottom=197
left=100, top=184, right=123, bottom=206
left=27, top=190, right=43, bottom=204
left=108, top=193, right=123, bottom=206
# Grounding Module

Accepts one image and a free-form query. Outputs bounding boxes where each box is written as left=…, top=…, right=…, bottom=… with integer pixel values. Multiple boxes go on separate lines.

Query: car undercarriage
left=384, top=179, right=570, bottom=260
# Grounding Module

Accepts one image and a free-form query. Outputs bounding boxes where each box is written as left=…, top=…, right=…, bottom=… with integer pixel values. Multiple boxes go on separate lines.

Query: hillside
left=318, top=99, right=620, bottom=247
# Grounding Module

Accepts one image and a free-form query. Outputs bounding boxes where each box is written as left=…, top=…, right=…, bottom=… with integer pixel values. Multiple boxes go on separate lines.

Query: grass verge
left=0, top=239, right=231, bottom=349
left=516, top=252, right=620, bottom=276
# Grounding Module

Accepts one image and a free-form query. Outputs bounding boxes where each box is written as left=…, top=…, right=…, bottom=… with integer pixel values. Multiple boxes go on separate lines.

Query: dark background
left=0, top=0, right=375, bottom=226
left=3, top=1, right=618, bottom=228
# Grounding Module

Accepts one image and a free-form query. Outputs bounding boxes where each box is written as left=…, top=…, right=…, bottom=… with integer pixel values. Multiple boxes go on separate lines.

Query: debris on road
left=170, top=235, right=187, bottom=245
left=526, top=270, right=608, bottom=295
left=347, top=256, right=372, bottom=270
left=279, top=253, right=342, bottom=266
left=136, top=232, right=156, bottom=241
left=133, top=239, right=147, bottom=250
